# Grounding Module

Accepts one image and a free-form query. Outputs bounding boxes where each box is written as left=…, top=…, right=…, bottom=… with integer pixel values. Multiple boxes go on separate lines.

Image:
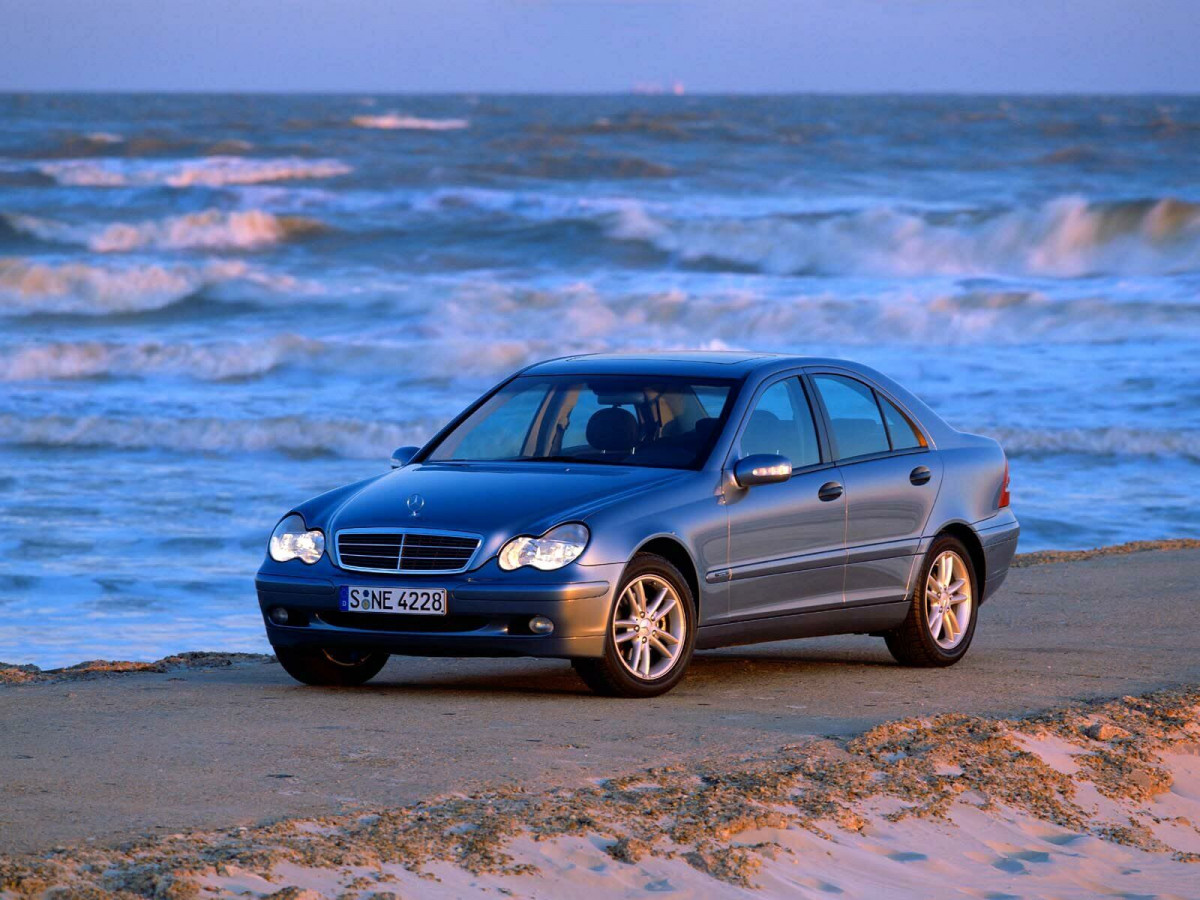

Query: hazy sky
left=3, top=0, right=1198, bottom=93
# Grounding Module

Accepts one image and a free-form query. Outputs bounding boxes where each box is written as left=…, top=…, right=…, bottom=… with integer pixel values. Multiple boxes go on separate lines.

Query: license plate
left=338, top=585, right=447, bottom=616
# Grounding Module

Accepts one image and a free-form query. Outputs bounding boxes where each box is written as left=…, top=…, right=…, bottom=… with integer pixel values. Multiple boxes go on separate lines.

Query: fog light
left=528, top=616, right=554, bottom=635
left=269, top=607, right=289, bottom=625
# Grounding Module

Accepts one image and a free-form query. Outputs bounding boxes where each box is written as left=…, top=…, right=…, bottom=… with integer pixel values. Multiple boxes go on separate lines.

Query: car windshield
left=425, top=374, right=738, bottom=469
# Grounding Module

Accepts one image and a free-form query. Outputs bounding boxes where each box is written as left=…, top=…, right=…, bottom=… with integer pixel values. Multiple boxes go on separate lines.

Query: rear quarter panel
left=927, top=435, right=1009, bottom=530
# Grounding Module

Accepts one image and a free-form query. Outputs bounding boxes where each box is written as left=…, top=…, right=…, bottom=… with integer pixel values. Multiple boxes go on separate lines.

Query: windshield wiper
left=512, top=455, right=619, bottom=465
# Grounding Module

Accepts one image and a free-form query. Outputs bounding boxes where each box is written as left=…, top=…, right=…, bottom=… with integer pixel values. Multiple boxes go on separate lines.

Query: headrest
left=586, top=406, right=638, bottom=454
left=693, top=417, right=718, bottom=442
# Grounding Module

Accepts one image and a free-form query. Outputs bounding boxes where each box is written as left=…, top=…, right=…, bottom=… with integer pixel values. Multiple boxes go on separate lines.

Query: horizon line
left=2, top=88, right=1199, bottom=98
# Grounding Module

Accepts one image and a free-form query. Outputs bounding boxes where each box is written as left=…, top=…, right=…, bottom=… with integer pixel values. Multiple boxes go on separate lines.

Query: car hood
left=323, top=461, right=686, bottom=544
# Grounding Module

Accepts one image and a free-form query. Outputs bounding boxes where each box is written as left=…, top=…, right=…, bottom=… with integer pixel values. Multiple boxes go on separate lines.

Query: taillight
left=998, top=458, right=1011, bottom=508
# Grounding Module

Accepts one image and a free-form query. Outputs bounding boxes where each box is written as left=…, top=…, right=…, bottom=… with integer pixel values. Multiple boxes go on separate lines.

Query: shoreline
left=3, top=537, right=1197, bottom=681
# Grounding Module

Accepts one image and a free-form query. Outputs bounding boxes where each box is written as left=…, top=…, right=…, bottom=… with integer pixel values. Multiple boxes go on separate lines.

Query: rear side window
left=879, top=395, right=925, bottom=451
left=739, top=378, right=821, bottom=468
left=812, top=374, right=890, bottom=460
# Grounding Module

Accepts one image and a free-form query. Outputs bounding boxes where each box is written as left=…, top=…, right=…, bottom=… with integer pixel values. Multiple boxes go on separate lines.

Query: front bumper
left=256, top=559, right=622, bottom=659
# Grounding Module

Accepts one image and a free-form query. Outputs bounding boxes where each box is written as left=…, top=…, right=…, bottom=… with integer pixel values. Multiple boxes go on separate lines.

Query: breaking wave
left=989, top=426, right=1200, bottom=461
left=1, top=415, right=1193, bottom=462
left=430, top=281, right=1198, bottom=348
left=0, top=414, right=434, bottom=459
left=0, top=335, right=322, bottom=381
left=351, top=113, right=469, bottom=131
left=0, top=258, right=269, bottom=316
left=6, top=209, right=326, bottom=252
left=0, top=331, right=550, bottom=382
left=607, top=196, right=1200, bottom=277
left=34, top=156, right=351, bottom=188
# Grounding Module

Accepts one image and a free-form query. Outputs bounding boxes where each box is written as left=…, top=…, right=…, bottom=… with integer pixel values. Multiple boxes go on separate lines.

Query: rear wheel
left=274, top=646, right=389, bottom=686
left=884, top=535, right=978, bottom=667
left=572, top=554, right=696, bottom=697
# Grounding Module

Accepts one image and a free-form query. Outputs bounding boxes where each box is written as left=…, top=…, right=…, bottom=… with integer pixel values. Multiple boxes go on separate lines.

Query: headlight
left=269, top=514, right=325, bottom=564
left=498, top=523, right=589, bottom=572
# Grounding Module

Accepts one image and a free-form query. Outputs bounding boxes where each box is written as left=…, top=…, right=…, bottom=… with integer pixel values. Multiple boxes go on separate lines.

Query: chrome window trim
left=721, top=370, right=832, bottom=472
left=334, top=527, right=484, bottom=575
left=804, top=367, right=936, bottom=462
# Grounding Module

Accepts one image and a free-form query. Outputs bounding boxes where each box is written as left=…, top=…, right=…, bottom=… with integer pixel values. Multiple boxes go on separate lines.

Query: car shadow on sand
left=344, top=641, right=905, bottom=696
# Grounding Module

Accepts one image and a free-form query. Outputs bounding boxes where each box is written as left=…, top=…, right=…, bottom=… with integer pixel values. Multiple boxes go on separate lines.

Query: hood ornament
left=406, top=493, right=425, bottom=517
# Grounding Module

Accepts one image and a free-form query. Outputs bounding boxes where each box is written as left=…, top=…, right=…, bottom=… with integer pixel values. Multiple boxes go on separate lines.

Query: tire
left=885, top=535, right=979, bottom=667
left=274, top=646, right=389, bottom=686
left=572, top=553, right=697, bottom=698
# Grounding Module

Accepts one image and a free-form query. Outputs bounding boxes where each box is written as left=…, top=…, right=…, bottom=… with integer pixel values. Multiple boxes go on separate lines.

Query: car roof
left=522, top=351, right=861, bottom=379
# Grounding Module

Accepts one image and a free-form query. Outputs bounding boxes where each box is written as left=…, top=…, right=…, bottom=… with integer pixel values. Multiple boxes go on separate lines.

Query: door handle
left=909, top=465, right=932, bottom=486
left=818, top=481, right=843, bottom=502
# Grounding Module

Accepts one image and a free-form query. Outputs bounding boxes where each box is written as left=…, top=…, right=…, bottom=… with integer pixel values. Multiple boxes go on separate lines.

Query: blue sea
left=1, top=94, right=1197, bottom=666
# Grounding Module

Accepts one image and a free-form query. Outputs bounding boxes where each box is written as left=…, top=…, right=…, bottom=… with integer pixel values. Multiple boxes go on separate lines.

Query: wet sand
left=1, top=543, right=1199, bottom=896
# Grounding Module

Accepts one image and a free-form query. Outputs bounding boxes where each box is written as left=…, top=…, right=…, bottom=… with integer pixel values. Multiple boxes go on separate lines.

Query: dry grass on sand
left=2, top=686, right=1199, bottom=898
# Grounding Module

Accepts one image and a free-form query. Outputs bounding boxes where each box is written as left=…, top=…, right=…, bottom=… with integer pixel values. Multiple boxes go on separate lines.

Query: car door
left=808, top=371, right=942, bottom=607
left=722, top=375, right=847, bottom=621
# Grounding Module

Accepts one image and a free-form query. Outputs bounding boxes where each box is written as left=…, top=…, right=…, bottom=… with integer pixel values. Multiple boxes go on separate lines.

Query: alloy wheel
left=612, top=574, right=686, bottom=680
left=925, top=550, right=973, bottom=650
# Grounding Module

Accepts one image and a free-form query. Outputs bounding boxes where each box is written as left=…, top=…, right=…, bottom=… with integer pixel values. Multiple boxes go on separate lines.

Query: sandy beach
left=2, top=541, right=1199, bottom=898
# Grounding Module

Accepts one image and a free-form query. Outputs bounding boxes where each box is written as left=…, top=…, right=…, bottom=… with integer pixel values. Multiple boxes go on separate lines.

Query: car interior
left=554, top=382, right=725, bottom=468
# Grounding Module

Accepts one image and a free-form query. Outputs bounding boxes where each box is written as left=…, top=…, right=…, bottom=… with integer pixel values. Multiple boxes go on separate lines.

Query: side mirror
left=733, top=454, right=792, bottom=488
left=390, top=446, right=420, bottom=469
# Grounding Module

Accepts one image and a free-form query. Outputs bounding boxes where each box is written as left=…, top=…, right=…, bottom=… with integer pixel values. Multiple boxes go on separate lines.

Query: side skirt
left=695, top=600, right=910, bottom=651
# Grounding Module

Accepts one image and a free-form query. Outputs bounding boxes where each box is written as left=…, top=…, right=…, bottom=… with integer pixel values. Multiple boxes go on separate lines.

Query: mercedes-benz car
left=257, top=352, right=1018, bottom=697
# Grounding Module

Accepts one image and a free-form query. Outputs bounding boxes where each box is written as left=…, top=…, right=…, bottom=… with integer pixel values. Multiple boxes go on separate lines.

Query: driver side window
left=739, top=378, right=820, bottom=468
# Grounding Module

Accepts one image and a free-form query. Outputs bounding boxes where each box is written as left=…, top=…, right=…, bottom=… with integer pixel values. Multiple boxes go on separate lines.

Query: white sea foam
left=0, top=413, right=1191, bottom=462
left=36, top=156, right=351, bottom=188
left=8, top=209, right=324, bottom=252
left=0, top=335, right=322, bottom=381
left=987, top=426, right=1200, bottom=460
left=351, top=113, right=469, bottom=131
left=430, top=279, right=1197, bottom=350
left=605, top=196, right=1200, bottom=277
left=0, top=414, right=434, bottom=459
left=0, top=258, right=254, bottom=316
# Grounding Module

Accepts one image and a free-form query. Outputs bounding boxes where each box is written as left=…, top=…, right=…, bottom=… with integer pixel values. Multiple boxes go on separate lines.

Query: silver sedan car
left=257, top=352, right=1019, bottom=697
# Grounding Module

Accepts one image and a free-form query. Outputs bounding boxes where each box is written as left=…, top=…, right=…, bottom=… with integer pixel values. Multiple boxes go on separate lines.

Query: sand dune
left=2, top=686, right=1198, bottom=898
left=2, top=543, right=1199, bottom=898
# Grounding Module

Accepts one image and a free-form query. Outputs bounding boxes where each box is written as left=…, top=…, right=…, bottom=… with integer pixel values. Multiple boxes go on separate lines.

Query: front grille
left=335, top=529, right=482, bottom=574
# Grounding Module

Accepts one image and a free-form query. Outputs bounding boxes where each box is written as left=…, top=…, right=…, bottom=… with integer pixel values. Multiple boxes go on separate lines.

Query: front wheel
left=572, top=553, right=696, bottom=698
left=884, top=535, right=978, bottom=667
left=274, top=646, right=389, bottom=686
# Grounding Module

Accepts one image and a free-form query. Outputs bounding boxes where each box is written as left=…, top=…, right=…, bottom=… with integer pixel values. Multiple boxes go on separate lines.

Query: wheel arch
left=633, top=535, right=702, bottom=615
left=934, top=521, right=987, bottom=589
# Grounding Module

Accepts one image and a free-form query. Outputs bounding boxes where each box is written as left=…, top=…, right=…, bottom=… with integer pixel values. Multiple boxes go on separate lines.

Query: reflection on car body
left=257, top=352, right=1018, bottom=696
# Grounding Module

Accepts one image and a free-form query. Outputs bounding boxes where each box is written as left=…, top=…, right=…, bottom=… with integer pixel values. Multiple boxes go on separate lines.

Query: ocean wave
left=0, top=258, right=261, bottom=316
left=431, top=281, right=1198, bottom=349
left=473, top=152, right=675, bottom=180
left=0, top=414, right=435, bottom=459
left=6, top=209, right=326, bottom=251
left=351, top=113, right=469, bottom=131
left=606, top=196, right=1200, bottom=277
left=0, top=335, right=322, bottom=381
left=988, top=426, right=1200, bottom=461
left=0, top=332, right=549, bottom=382
left=16, top=131, right=257, bottom=160
left=34, top=156, right=351, bottom=188
left=1, top=415, right=1193, bottom=462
